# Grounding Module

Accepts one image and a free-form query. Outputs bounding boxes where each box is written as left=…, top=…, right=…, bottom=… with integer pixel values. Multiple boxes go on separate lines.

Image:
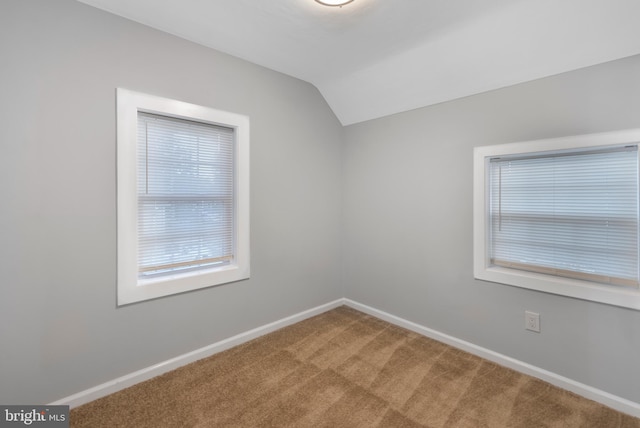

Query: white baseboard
left=50, top=299, right=344, bottom=408
left=343, top=299, right=640, bottom=419
left=52, top=297, right=640, bottom=418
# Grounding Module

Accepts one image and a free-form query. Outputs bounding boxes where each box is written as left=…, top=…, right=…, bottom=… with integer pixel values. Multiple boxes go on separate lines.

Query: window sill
left=475, top=265, right=640, bottom=310
left=118, top=263, right=250, bottom=306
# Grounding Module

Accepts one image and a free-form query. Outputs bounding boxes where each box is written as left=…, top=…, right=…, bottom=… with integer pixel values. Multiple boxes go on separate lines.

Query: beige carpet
left=71, top=306, right=640, bottom=427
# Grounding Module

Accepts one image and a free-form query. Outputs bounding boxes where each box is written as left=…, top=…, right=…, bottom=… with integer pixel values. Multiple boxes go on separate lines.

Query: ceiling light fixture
left=315, top=0, right=355, bottom=7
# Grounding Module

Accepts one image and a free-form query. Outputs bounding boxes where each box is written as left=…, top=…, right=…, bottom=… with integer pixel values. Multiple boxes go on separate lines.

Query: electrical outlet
left=525, top=311, right=540, bottom=332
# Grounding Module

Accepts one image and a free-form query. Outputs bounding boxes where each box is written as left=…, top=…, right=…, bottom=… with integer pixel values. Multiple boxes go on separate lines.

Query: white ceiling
left=77, top=0, right=640, bottom=125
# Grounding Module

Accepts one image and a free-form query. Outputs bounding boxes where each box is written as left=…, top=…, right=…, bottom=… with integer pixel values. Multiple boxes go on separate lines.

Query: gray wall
left=343, top=54, right=640, bottom=403
left=0, top=0, right=343, bottom=404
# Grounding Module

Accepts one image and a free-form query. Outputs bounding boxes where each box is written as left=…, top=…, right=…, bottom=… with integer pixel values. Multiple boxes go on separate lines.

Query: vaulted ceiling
left=77, top=0, right=640, bottom=125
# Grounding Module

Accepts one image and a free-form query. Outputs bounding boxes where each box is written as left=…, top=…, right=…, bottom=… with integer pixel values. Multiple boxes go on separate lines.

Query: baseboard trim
left=51, top=299, right=344, bottom=408
left=343, top=299, right=640, bottom=418
left=52, top=297, right=640, bottom=418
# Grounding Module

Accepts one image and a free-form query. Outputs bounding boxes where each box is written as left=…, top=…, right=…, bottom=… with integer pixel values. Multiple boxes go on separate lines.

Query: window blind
left=137, top=112, right=235, bottom=278
left=488, top=146, right=639, bottom=287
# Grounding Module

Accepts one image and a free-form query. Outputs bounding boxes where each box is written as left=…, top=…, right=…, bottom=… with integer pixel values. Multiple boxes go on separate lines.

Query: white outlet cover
left=525, top=311, right=540, bottom=333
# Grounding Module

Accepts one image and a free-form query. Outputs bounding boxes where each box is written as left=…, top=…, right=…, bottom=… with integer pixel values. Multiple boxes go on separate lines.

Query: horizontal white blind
left=137, top=112, right=235, bottom=278
left=489, top=146, right=639, bottom=287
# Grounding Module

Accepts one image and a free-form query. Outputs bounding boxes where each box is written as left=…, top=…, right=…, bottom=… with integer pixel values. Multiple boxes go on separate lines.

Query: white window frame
left=117, top=88, right=250, bottom=306
left=473, top=129, right=640, bottom=311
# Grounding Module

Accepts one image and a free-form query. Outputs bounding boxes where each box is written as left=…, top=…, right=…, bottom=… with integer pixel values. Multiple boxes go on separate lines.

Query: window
left=474, top=129, right=640, bottom=310
left=117, top=88, right=249, bottom=305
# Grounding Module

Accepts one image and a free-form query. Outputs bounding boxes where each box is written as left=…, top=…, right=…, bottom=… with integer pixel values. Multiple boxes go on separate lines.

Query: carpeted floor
left=71, top=306, right=640, bottom=427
